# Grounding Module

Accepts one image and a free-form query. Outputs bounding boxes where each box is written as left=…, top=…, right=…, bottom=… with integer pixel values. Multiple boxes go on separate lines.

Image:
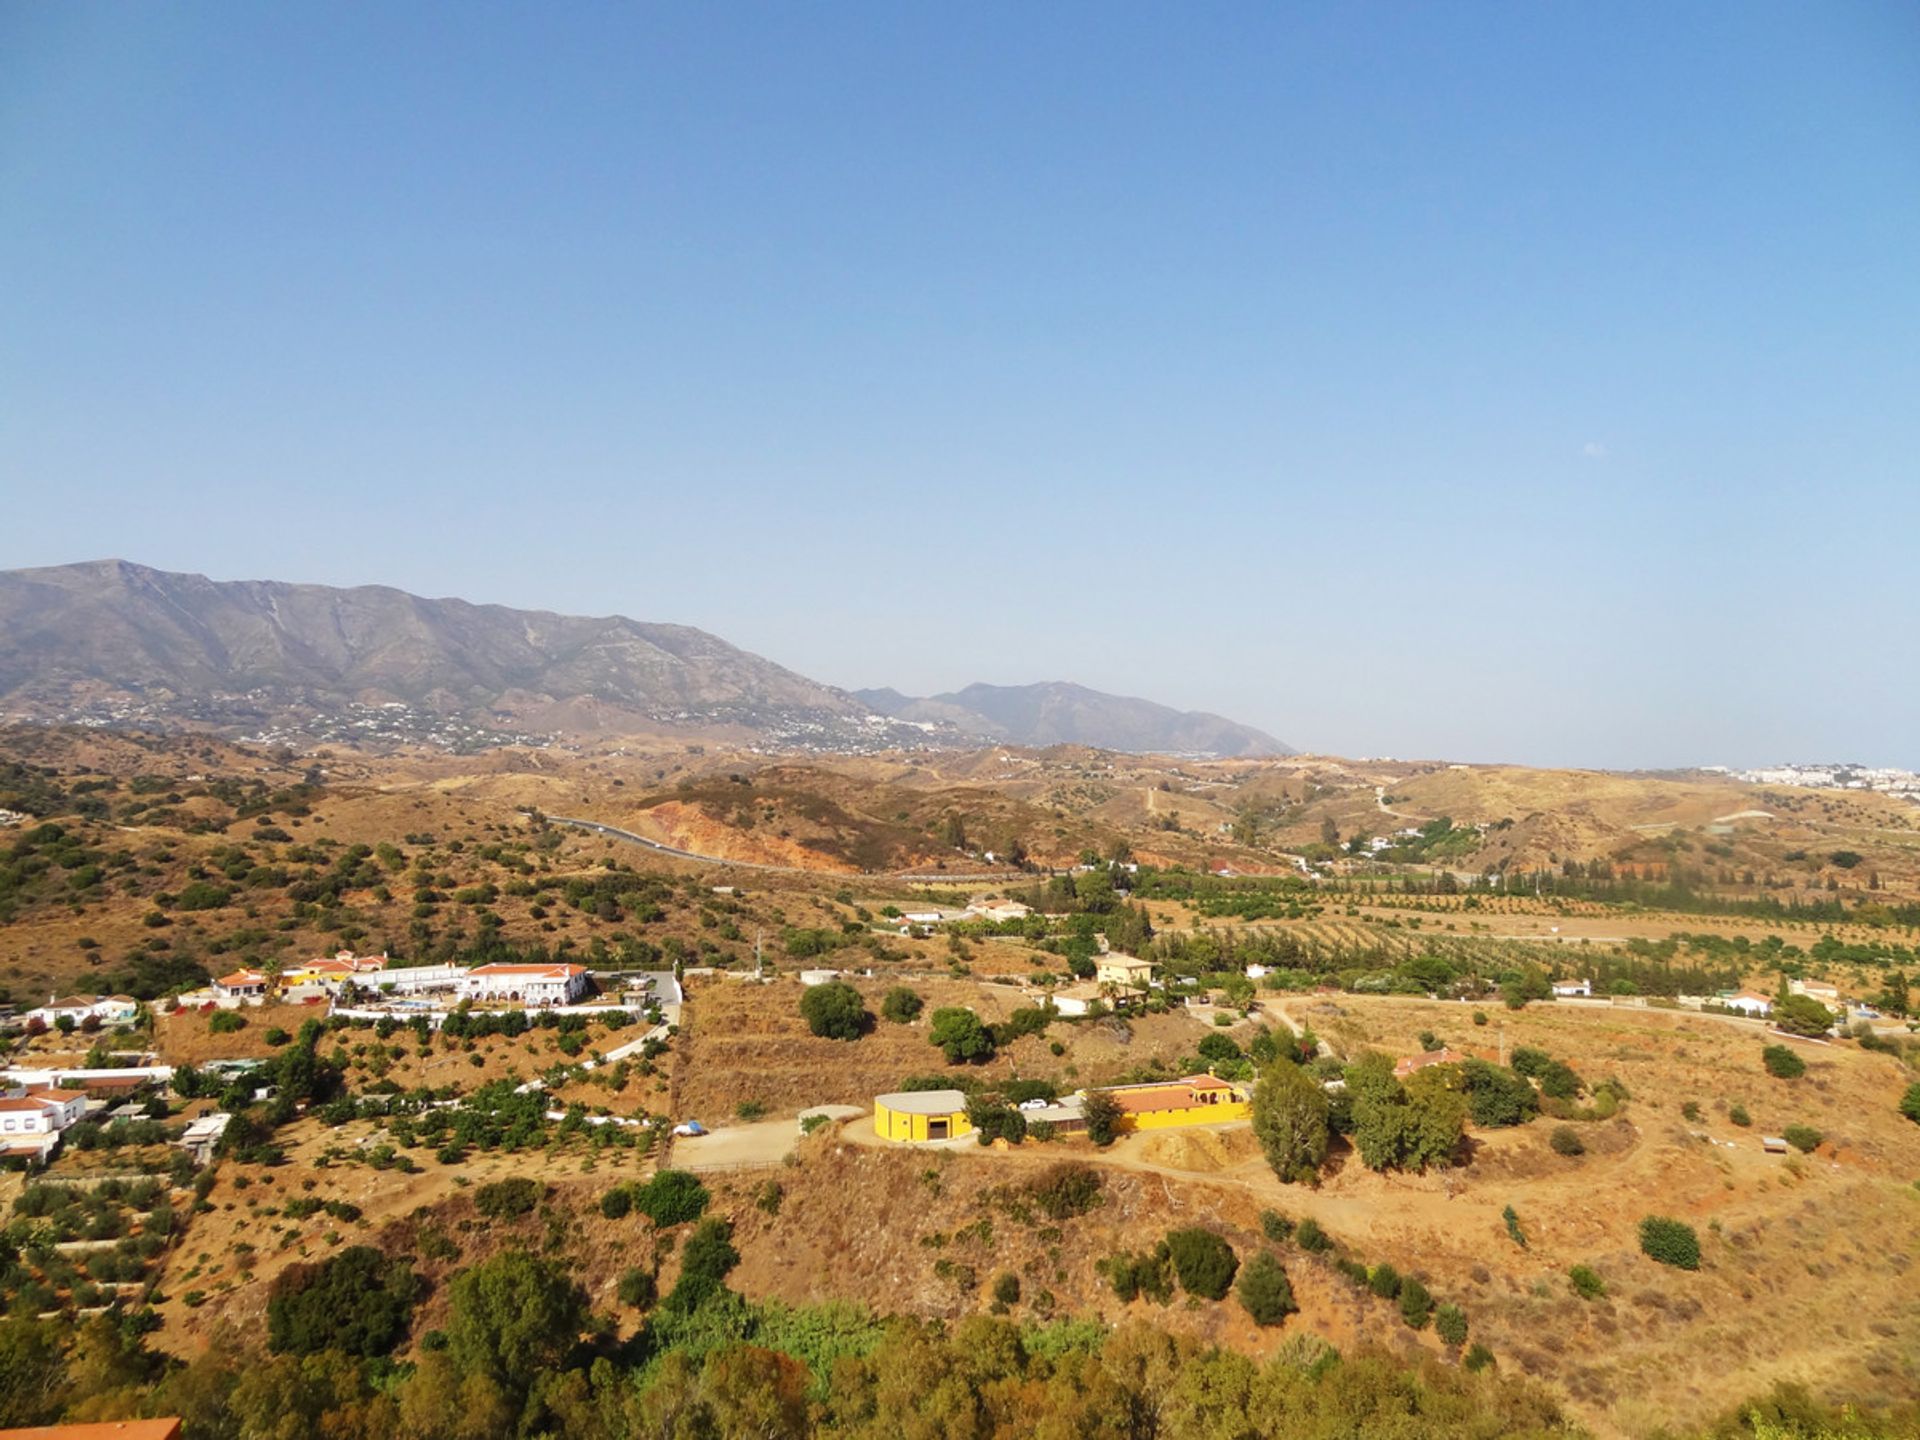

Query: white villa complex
left=460, top=962, right=590, bottom=1005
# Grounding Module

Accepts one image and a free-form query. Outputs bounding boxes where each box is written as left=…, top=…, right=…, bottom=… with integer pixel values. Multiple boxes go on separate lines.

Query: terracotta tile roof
left=467, top=963, right=586, bottom=978
left=1394, top=1047, right=1462, bottom=1078
left=0, top=1098, right=50, bottom=1114
left=1102, top=1075, right=1240, bottom=1115
left=0, top=1421, right=184, bottom=1440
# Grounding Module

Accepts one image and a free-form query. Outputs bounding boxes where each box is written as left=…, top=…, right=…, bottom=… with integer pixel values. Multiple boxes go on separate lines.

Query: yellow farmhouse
left=874, top=1088, right=973, bottom=1143
left=1101, top=1074, right=1248, bottom=1132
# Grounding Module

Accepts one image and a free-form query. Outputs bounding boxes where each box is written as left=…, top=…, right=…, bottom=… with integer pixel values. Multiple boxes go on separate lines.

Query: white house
left=1046, top=983, right=1103, bottom=1017
left=965, top=899, right=1032, bottom=923
left=214, top=969, right=269, bottom=1001
left=460, top=963, right=589, bottom=1006
left=24, top=994, right=138, bottom=1028
left=798, top=969, right=844, bottom=987
left=289, top=951, right=389, bottom=987
left=0, top=1097, right=57, bottom=1136
left=0, top=1087, right=86, bottom=1161
left=1551, top=979, right=1593, bottom=998
left=25, top=1087, right=87, bottom=1129
left=1723, top=991, right=1774, bottom=1018
left=898, top=908, right=950, bottom=925
left=363, top=963, right=465, bottom=996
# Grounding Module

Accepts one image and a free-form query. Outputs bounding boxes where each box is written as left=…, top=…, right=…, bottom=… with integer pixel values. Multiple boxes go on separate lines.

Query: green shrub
left=1458, top=1060, right=1539, bottom=1129
left=267, top=1246, right=419, bottom=1356
left=1503, top=1205, right=1527, bottom=1248
left=1081, top=1090, right=1124, bottom=1147
left=475, top=1178, right=540, bottom=1220
left=1568, top=1265, right=1606, bottom=1300
left=1367, top=1262, right=1401, bottom=1299
left=1098, top=1245, right=1174, bottom=1305
left=1024, top=1163, right=1104, bottom=1220
left=1898, top=1083, right=1920, bottom=1125
left=1535, top=1060, right=1582, bottom=1100
left=991, top=1271, right=1021, bottom=1308
left=1773, top=994, right=1835, bottom=1037
left=1164, top=1228, right=1238, bottom=1301
left=629, top=1170, right=709, bottom=1228
left=1464, top=1343, right=1495, bottom=1372
left=1472, top=1011, right=1488, bottom=1026
left=1783, top=1124, right=1822, bottom=1153
left=1294, top=1218, right=1331, bottom=1253
left=209, top=1010, right=246, bottom=1035
left=1510, top=1047, right=1550, bottom=1078
left=754, top=1180, right=783, bottom=1216
left=1259, top=1209, right=1294, bottom=1243
left=967, top=1098, right=1027, bottom=1146
left=1335, top=1257, right=1369, bottom=1287
left=1549, top=1125, right=1584, bottom=1157
left=662, top=1218, right=738, bottom=1314
left=799, top=981, right=868, bottom=1040
left=1728, top=1103, right=1751, bottom=1127
left=929, top=1007, right=995, bottom=1063
left=881, top=987, right=924, bottom=1024
left=599, top=1187, right=632, bottom=1220
left=1638, top=1216, right=1701, bottom=1270
left=1680, top=1101, right=1701, bottom=1122
left=1398, top=1277, right=1433, bottom=1328
left=1434, top=1303, right=1467, bottom=1346
left=1762, top=1045, right=1805, bottom=1080
left=616, top=1267, right=656, bottom=1308
left=1235, top=1251, right=1296, bottom=1325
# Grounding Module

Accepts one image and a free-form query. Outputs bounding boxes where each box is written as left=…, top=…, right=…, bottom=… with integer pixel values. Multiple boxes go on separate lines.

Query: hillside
left=0, top=560, right=903, bottom=749
left=856, top=680, right=1291, bottom=758
left=0, top=563, right=1295, bottom=760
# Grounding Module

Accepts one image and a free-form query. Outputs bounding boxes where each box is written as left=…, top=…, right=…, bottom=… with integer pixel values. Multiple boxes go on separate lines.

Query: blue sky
left=3, top=4, right=1916, bottom=768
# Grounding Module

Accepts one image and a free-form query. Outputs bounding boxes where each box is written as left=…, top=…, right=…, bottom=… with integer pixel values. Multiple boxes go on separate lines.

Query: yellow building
left=1100, top=1074, right=1249, bottom=1132
left=874, top=1089, right=973, bottom=1143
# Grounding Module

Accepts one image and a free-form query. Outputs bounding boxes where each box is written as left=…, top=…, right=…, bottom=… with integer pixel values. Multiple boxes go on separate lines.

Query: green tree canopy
left=929, top=1007, right=995, bottom=1064
left=1235, top=1251, right=1297, bottom=1326
left=267, top=1246, right=420, bottom=1357
left=1164, top=1228, right=1238, bottom=1301
left=880, top=987, right=924, bottom=1024
left=446, top=1251, right=588, bottom=1397
left=799, top=981, right=868, bottom=1041
left=1251, top=1058, right=1331, bottom=1183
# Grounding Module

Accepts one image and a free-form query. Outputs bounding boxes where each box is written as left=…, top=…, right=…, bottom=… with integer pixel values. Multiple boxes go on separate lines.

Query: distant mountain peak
left=855, top=680, right=1289, bottom=758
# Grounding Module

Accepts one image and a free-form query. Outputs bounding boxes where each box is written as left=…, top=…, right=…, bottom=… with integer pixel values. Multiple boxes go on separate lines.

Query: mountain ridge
left=854, top=680, right=1291, bottom=758
left=0, top=560, right=1288, bottom=756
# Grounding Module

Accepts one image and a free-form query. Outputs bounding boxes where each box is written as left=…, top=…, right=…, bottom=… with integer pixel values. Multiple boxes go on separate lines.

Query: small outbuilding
left=874, top=1089, right=973, bottom=1143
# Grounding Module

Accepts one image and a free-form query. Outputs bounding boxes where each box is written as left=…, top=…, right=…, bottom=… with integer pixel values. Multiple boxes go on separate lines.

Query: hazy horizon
left=4, top=7, right=1916, bottom=770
